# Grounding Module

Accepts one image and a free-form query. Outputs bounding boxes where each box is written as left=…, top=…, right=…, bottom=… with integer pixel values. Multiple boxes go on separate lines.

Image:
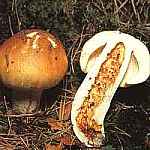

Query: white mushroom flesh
left=77, top=43, right=125, bottom=145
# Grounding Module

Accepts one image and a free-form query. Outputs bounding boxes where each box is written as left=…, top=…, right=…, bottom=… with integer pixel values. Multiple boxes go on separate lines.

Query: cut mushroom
left=71, top=31, right=150, bottom=147
left=0, top=29, right=68, bottom=113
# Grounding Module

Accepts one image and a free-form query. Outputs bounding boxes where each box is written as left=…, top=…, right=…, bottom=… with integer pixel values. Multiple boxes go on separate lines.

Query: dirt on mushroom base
left=0, top=0, right=150, bottom=149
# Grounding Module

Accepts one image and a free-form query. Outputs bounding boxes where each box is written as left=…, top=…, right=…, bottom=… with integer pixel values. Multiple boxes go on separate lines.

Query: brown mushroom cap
left=0, top=29, right=68, bottom=89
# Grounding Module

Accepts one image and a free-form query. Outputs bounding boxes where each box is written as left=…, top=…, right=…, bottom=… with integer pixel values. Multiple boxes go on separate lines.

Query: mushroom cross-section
left=71, top=31, right=150, bottom=147
left=0, top=29, right=68, bottom=113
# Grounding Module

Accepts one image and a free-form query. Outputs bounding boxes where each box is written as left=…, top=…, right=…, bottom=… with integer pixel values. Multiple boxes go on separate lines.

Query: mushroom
left=71, top=31, right=150, bottom=147
left=0, top=29, right=68, bottom=113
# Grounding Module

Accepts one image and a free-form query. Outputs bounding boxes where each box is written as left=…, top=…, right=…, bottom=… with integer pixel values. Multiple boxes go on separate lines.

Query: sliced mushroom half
left=71, top=31, right=150, bottom=147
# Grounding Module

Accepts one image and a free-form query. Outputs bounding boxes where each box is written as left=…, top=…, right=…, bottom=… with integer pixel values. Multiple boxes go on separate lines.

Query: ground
left=0, top=0, right=150, bottom=149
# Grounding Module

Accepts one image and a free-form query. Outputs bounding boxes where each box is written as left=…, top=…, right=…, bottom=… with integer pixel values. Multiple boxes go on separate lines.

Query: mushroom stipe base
left=11, top=89, right=42, bottom=113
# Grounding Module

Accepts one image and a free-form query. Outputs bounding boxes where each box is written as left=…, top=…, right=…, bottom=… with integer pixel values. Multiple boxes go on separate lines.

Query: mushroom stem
left=11, top=89, right=42, bottom=113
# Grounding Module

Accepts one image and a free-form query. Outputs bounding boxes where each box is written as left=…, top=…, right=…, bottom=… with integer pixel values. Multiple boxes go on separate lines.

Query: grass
left=0, top=0, right=150, bottom=149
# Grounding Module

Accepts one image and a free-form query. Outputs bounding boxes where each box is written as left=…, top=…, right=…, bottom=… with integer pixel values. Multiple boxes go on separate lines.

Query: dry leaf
left=60, top=134, right=74, bottom=145
left=45, top=143, right=62, bottom=150
left=48, top=118, right=63, bottom=131
left=55, top=133, right=75, bottom=145
left=63, top=101, right=72, bottom=120
left=59, top=101, right=72, bottom=120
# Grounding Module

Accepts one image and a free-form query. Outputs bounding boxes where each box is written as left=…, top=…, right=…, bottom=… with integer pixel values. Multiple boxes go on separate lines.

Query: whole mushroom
left=0, top=29, right=68, bottom=113
left=71, top=31, right=150, bottom=147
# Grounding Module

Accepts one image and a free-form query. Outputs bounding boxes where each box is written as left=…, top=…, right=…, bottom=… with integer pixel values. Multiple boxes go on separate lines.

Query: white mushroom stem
left=11, top=89, right=42, bottom=113
left=71, top=31, right=150, bottom=147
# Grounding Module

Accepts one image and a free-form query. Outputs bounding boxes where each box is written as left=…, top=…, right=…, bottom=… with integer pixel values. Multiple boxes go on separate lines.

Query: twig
left=143, top=5, right=150, bottom=24
left=116, top=102, right=134, bottom=110
left=67, top=35, right=78, bottom=57
left=58, top=88, right=75, bottom=94
left=117, top=0, right=128, bottom=12
left=8, top=16, right=14, bottom=36
left=25, top=136, right=29, bottom=147
left=3, top=96, right=12, bottom=135
left=11, top=0, right=15, bottom=11
left=99, top=0, right=107, bottom=16
left=0, top=111, right=45, bottom=118
left=116, top=134, right=124, bottom=150
left=59, top=99, right=63, bottom=120
left=114, top=0, right=129, bottom=14
left=71, top=26, right=85, bottom=74
left=131, top=0, right=141, bottom=23
left=20, top=136, right=29, bottom=149
left=127, top=12, right=134, bottom=24
left=114, top=126, right=131, bottom=137
left=113, top=0, right=120, bottom=25
left=58, top=75, right=69, bottom=121
left=0, top=136, right=14, bottom=149
left=70, top=39, right=79, bottom=74
left=93, top=0, right=107, bottom=16
left=0, top=133, right=36, bottom=137
left=131, top=0, right=137, bottom=15
left=70, top=25, right=85, bottom=74
left=59, top=95, right=74, bottom=99
left=12, top=0, right=21, bottom=31
left=62, top=78, right=68, bottom=120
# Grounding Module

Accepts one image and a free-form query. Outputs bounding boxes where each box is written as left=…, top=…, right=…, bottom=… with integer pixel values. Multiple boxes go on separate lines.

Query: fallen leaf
left=45, top=143, right=62, bottom=150
left=55, top=133, right=75, bottom=145
left=59, top=101, right=72, bottom=121
left=60, top=134, right=74, bottom=145
left=63, top=101, right=72, bottom=120
left=48, top=118, right=63, bottom=131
